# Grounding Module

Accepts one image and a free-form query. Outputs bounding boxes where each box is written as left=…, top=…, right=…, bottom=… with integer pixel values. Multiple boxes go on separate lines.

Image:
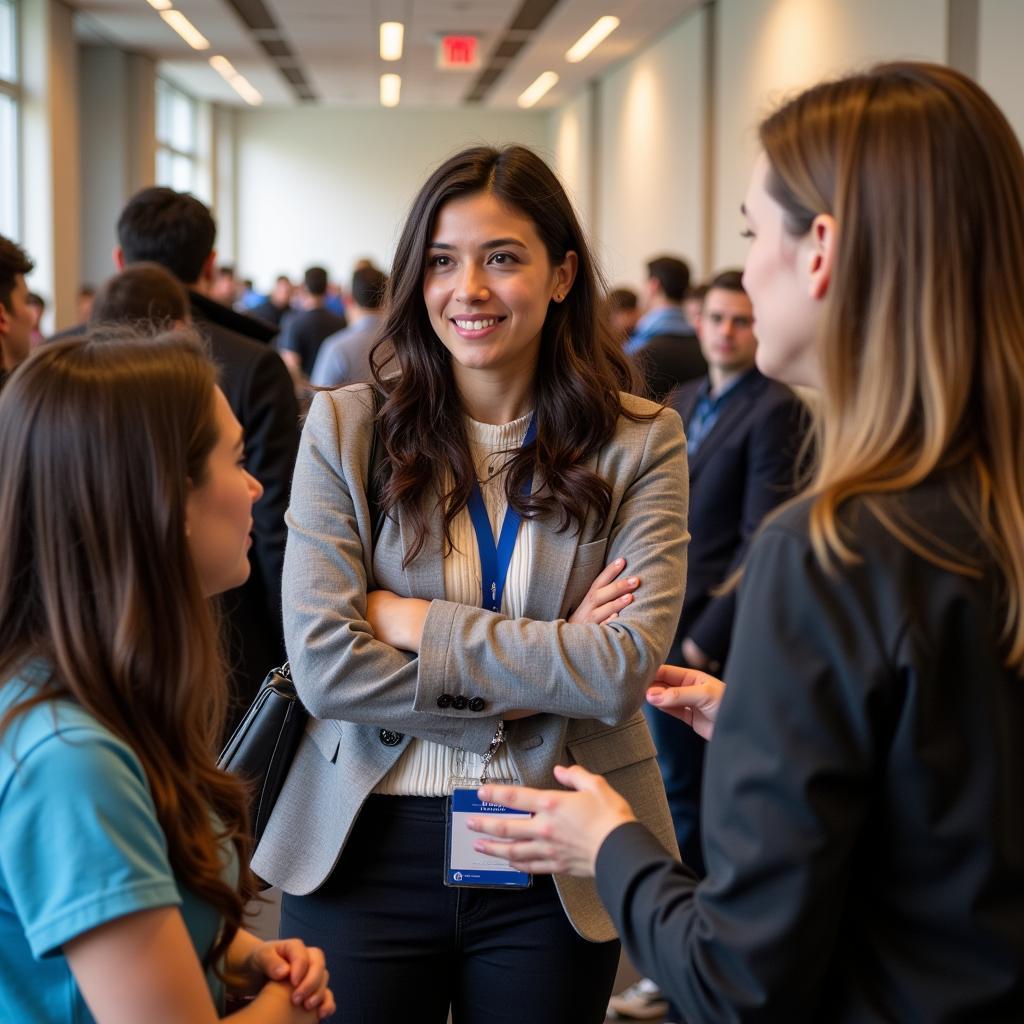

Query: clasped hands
left=235, top=935, right=335, bottom=1020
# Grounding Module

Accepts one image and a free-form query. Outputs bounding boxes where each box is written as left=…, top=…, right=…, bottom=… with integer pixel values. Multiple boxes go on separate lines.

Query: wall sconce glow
left=160, top=10, right=210, bottom=50
left=380, top=22, right=404, bottom=61
left=517, top=71, right=558, bottom=109
left=565, top=16, right=620, bottom=63
left=146, top=0, right=173, bottom=11
left=209, top=55, right=263, bottom=106
left=380, top=73, right=401, bottom=107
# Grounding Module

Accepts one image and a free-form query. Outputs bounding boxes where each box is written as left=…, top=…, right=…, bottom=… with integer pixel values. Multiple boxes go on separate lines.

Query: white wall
left=548, top=85, right=594, bottom=238
left=978, top=0, right=1024, bottom=145
left=593, top=7, right=706, bottom=291
left=233, top=107, right=547, bottom=289
left=712, top=0, right=947, bottom=268
left=546, top=0, right=957, bottom=291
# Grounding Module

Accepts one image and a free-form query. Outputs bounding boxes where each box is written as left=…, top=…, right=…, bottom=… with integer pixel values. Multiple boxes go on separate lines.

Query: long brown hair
left=0, top=334, right=255, bottom=970
left=371, top=145, right=648, bottom=563
left=760, top=62, right=1024, bottom=669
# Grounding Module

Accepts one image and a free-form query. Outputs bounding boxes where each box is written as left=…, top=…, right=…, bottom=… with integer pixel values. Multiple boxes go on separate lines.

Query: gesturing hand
left=646, top=664, right=726, bottom=740
left=569, top=557, right=640, bottom=625
left=468, top=765, right=637, bottom=877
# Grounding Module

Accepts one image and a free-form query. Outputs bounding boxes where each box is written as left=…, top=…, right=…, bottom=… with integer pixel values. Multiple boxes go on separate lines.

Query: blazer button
left=436, top=693, right=453, bottom=709
left=379, top=729, right=403, bottom=746
left=452, top=695, right=468, bottom=710
left=468, top=697, right=485, bottom=712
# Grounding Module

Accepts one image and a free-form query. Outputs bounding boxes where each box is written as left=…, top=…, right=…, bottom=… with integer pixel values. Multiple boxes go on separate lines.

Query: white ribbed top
left=374, top=410, right=533, bottom=796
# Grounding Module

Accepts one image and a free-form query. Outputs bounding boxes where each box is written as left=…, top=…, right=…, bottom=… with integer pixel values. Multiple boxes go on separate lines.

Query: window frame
left=0, top=0, right=22, bottom=240
left=155, top=77, right=200, bottom=194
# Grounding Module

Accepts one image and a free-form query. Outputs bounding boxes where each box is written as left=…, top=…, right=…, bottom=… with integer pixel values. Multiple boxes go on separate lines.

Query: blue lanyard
left=466, top=413, right=537, bottom=612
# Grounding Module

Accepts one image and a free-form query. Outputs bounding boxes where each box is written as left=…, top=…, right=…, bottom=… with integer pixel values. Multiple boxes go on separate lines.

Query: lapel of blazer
left=687, top=373, right=764, bottom=479
left=397, top=500, right=447, bottom=600
left=674, top=383, right=702, bottom=428
left=523, top=511, right=578, bottom=621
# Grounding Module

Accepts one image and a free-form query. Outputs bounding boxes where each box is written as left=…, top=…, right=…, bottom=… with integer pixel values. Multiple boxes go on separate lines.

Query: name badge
left=445, top=785, right=532, bottom=889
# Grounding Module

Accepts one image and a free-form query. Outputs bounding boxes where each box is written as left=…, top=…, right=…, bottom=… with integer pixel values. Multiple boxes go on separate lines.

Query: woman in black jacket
left=470, top=61, right=1024, bottom=1021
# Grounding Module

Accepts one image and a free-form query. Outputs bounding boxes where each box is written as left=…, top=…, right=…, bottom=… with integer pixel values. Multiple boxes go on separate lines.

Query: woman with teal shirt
left=0, top=335, right=335, bottom=1023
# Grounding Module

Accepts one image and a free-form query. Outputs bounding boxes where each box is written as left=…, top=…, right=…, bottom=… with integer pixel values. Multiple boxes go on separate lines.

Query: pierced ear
left=808, top=213, right=836, bottom=301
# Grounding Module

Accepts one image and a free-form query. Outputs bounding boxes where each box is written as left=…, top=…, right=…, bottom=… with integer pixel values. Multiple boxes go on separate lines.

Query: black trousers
left=280, top=795, right=620, bottom=1024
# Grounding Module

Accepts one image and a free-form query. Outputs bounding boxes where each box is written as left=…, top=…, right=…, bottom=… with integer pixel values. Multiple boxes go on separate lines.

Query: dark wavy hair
left=371, top=145, right=648, bottom=562
left=0, top=333, right=255, bottom=976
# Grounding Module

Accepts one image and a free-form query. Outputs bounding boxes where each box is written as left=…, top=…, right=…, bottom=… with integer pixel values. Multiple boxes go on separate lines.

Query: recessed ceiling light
left=565, top=16, right=620, bottom=63
left=159, top=10, right=210, bottom=51
left=380, top=73, right=401, bottom=107
left=517, top=71, right=558, bottom=109
left=380, top=22, right=404, bottom=62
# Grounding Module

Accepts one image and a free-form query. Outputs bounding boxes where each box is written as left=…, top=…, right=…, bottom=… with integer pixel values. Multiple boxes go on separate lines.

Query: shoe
left=607, top=977, right=669, bottom=1020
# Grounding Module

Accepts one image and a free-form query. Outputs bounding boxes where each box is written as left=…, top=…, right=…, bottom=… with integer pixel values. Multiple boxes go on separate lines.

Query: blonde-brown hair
left=760, top=62, right=1024, bottom=670
left=0, top=333, right=256, bottom=973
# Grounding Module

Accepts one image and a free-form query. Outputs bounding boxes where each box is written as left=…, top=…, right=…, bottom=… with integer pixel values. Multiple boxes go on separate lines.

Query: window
left=156, top=78, right=199, bottom=193
left=0, top=0, right=20, bottom=238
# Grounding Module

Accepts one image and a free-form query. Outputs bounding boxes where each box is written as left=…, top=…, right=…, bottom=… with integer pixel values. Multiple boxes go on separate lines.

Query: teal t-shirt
left=0, top=667, right=235, bottom=1022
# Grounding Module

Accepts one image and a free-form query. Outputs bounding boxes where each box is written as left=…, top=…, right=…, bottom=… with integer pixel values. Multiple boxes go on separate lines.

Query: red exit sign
left=438, top=34, right=479, bottom=70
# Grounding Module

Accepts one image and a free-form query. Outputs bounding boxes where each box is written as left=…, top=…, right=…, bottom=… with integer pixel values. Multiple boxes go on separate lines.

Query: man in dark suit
left=115, top=187, right=300, bottom=730
left=614, top=270, right=804, bottom=1024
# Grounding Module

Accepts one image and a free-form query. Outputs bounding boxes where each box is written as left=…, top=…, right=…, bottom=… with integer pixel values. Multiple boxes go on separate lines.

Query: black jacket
left=187, top=292, right=299, bottom=724
left=189, top=290, right=278, bottom=345
left=597, top=482, right=1024, bottom=1021
left=636, top=331, right=708, bottom=401
left=670, top=371, right=805, bottom=664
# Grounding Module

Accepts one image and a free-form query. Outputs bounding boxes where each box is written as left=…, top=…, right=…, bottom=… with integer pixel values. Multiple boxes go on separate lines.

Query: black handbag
left=218, top=391, right=387, bottom=846
left=218, top=662, right=306, bottom=845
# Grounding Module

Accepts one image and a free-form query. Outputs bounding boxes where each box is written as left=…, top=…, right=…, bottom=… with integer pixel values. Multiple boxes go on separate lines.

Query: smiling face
left=422, top=190, right=576, bottom=393
left=185, top=387, right=263, bottom=598
left=740, top=154, right=828, bottom=388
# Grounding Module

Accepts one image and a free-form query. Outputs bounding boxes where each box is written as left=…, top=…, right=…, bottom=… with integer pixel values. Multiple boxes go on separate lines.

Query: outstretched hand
left=646, top=664, right=726, bottom=740
left=468, top=765, right=636, bottom=877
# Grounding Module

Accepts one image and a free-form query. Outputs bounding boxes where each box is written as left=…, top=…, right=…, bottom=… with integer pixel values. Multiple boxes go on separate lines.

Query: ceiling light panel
left=159, top=10, right=210, bottom=51
left=517, top=70, right=558, bottom=108
left=565, top=16, right=620, bottom=63
left=380, top=73, right=401, bottom=107
left=380, top=22, right=404, bottom=62
left=209, top=54, right=263, bottom=106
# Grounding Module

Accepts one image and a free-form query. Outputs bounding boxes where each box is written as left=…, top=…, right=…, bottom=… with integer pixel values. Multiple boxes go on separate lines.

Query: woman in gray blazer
left=256, top=146, right=688, bottom=1023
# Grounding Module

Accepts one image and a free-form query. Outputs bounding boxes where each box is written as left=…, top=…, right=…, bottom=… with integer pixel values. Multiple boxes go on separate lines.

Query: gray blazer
left=253, top=384, right=689, bottom=941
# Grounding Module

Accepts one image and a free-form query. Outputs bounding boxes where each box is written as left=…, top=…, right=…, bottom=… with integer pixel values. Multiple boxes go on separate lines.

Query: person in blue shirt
left=0, top=333, right=335, bottom=1024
